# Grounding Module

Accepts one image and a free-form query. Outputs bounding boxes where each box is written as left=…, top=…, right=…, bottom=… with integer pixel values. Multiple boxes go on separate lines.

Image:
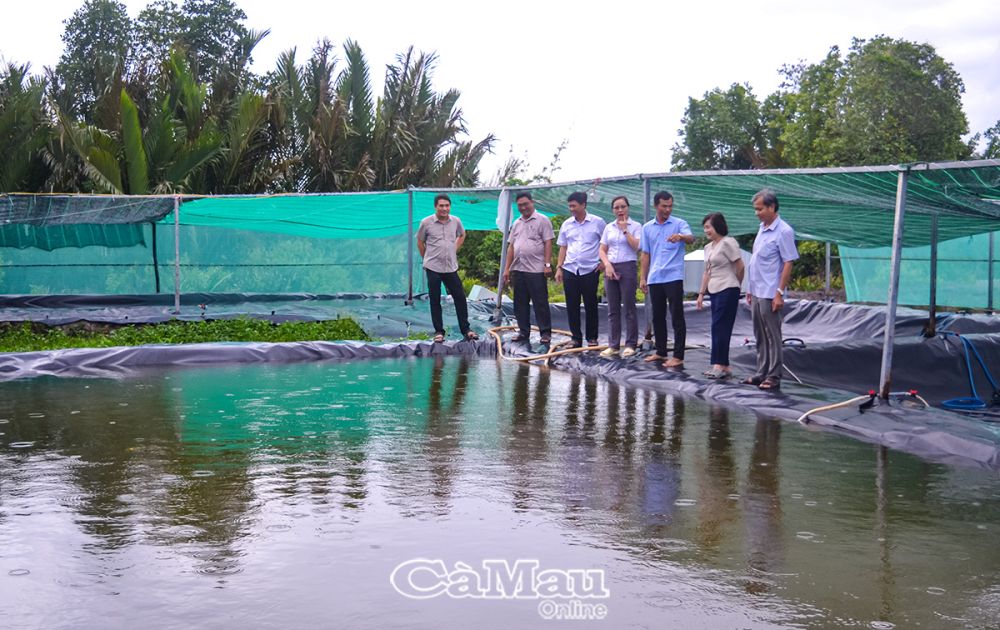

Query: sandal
left=433, top=333, right=445, bottom=343
left=741, top=376, right=763, bottom=386
left=759, top=377, right=781, bottom=390
left=511, top=334, right=529, bottom=343
left=643, top=354, right=665, bottom=363
left=539, top=336, right=551, bottom=345
left=663, top=358, right=684, bottom=368
left=464, top=331, right=479, bottom=341
left=705, top=368, right=729, bottom=379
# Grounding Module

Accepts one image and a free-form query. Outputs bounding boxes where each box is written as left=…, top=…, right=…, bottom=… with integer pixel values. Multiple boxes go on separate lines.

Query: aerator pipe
left=796, top=395, right=875, bottom=425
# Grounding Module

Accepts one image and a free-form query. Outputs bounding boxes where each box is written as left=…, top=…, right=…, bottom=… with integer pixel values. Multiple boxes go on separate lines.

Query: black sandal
left=741, top=376, right=763, bottom=386
left=464, top=331, right=479, bottom=341
left=759, top=377, right=780, bottom=390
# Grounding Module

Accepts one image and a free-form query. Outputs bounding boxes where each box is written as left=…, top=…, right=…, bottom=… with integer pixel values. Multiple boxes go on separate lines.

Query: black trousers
left=709, top=286, right=740, bottom=366
left=512, top=270, right=552, bottom=337
left=649, top=280, right=686, bottom=359
left=425, top=268, right=470, bottom=336
left=563, top=268, right=600, bottom=343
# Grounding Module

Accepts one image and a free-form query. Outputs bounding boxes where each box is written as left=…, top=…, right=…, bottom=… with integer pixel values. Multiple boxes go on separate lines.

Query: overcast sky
left=1, top=0, right=997, bottom=182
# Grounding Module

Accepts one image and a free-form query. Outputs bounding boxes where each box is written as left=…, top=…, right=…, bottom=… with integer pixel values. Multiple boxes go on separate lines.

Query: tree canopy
left=0, top=0, right=495, bottom=195
left=673, top=36, right=980, bottom=171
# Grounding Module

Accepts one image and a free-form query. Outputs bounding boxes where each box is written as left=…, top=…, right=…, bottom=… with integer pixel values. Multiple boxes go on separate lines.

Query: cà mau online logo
left=390, top=558, right=610, bottom=601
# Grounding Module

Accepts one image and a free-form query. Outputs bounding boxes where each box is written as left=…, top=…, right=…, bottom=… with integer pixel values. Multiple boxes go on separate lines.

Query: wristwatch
left=776, top=288, right=785, bottom=296
left=544, top=263, right=552, bottom=268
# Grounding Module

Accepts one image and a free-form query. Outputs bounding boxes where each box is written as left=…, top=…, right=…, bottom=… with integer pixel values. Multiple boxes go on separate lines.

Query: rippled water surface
left=1, top=357, right=999, bottom=629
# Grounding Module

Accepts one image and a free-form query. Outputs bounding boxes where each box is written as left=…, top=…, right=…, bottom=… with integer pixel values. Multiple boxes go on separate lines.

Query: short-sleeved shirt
left=417, top=215, right=465, bottom=273
left=600, top=218, right=642, bottom=264
left=640, top=215, right=692, bottom=284
left=748, top=216, right=799, bottom=298
left=557, top=213, right=606, bottom=274
left=704, top=236, right=742, bottom=294
left=509, top=211, right=555, bottom=273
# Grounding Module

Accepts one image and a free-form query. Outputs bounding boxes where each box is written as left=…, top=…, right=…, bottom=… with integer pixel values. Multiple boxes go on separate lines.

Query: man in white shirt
left=555, top=191, right=606, bottom=347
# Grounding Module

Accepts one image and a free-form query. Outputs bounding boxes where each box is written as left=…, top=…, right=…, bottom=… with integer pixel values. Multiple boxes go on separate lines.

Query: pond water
left=1, top=356, right=998, bottom=629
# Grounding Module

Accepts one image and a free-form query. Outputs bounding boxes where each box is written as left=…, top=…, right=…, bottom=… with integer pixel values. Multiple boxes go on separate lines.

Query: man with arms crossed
left=743, top=189, right=798, bottom=390
left=639, top=191, right=694, bottom=368
left=416, top=194, right=477, bottom=342
left=502, top=192, right=555, bottom=345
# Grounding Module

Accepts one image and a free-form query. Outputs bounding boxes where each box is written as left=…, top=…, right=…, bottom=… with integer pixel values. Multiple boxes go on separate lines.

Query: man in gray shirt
left=417, top=194, right=477, bottom=342
left=502, top=191, right=555, bottom=345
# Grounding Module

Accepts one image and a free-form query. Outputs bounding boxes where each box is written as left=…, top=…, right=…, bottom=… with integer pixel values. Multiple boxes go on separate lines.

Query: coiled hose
left=940, top=332, right=1000, bottom=411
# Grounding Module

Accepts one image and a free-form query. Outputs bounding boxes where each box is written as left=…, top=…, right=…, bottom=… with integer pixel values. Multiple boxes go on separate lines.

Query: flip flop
left=464, top=331, right=479, bottom=341
left=741, top=376, right=763, bottom=386
left=433, top=333, right=445, bottom=343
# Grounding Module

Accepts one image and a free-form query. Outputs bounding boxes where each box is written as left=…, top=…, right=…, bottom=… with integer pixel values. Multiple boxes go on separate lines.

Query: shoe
left=599, top=347, right=619, bottom=358
left=621, top=347, right=636, bottom=358
left=587, top=340, right=600, bottom=347
left=705, top=368, right=729, bottom=379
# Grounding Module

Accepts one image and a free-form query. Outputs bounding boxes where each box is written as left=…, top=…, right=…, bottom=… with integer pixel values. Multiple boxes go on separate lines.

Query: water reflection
left=1, top=358, right=999, bottom=629
left=743, top=418, right=784, bottom=594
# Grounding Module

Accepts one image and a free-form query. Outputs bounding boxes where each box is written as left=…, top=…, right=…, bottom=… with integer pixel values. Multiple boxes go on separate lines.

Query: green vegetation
left=0, top=317, right=370, bottom=353
left=1, top=0, right=494, bottom=195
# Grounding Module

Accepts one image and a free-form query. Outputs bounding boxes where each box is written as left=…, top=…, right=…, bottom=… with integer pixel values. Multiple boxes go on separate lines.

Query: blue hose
left=941, top=333, right=1000, bottom=410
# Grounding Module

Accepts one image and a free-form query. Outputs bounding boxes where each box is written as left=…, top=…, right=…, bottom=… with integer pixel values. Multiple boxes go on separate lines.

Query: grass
left=0, top=317, right=371, bottom=353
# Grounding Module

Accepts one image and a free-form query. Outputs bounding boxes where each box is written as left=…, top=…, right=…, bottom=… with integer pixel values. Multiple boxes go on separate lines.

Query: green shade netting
left=841, top=232, right=999, bottom=308
left=174, top=190, right=505, bottom=238
left=3, top=160, right=999, bottom=297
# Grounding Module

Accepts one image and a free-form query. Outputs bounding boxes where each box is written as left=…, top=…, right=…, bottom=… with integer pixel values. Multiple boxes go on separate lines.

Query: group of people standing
left=416, top=188, right=798, bottom=391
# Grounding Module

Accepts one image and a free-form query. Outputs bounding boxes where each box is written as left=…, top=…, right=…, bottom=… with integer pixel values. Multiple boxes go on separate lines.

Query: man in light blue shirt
left=640, top=191, right=694, bottom=367
left=743, top=189, right=798, bottom=390
left=556, top=191, right=607, bottom=347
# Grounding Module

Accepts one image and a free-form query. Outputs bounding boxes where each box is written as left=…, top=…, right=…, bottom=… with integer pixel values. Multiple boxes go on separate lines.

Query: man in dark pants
left=502, top=192, right=555, bottom=345
left=416, top=193, right=477, bottom=342
left=639, top=191, right=694, bottom=368
left=555, top=191, right=606, bottom=347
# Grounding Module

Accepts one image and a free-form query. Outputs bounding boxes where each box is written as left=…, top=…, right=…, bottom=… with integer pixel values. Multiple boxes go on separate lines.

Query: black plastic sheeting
left=0, top=338, right=491, bottom=381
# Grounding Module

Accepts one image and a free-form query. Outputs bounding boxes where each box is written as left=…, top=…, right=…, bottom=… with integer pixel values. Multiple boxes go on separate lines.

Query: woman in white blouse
left=598, top=196, right=642, bottom=358
left=696, top=212, right=745, bottom=378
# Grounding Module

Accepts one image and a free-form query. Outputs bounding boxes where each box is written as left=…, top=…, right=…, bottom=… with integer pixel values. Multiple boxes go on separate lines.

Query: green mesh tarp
left=176, top=190, right=505, bottom=238
left=3, top=160, right=1000, bottom=297
left=514, top=162, right=1000, bottom=247
left=0, top=194, right=174, bottom=250
left=841, top=232, right=999, bottom=308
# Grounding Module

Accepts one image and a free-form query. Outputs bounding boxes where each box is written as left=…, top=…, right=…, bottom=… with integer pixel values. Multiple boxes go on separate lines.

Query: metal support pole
left=926, top=213, right=938, bottom=337
left=642, top=177, right=653, bottom=349
left=824, top=241, right=831, bottom=300
left=152, top=222, right=161, bottom=293
left=879, top=169, right=909, bottom=399
left=173, top=196, right=181, bottom=314
left=989, top=231, right=995, bottom=313
left=493, top=189, right=513, bottom=324
left=405, top=188, right=414, bottom=305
